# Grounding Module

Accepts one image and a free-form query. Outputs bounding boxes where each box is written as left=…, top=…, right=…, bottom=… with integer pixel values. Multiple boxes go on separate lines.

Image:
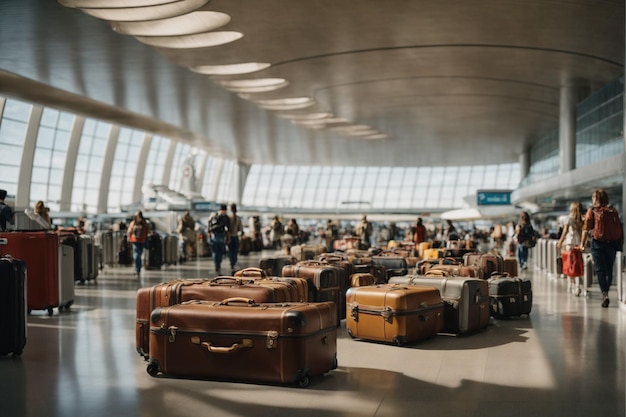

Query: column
left=559, top=84, right=578, bottom=174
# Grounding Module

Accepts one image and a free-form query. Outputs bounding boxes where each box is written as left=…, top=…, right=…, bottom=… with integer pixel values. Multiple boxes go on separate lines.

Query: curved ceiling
left=0, top=0, right=623, bottom=167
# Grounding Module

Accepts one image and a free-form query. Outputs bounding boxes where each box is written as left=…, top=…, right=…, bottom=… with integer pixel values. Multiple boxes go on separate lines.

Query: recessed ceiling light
left=79, top=0, right=209, bottom=22
left=109, top=11, right=231, bottom=36
left=59, top=0, right=174, bottom=7
left=217, top=78, right=288, bottom=93
left=255, top=97, right=316, bottom=111
left=135, top=31, right=243, bottom=49
left=189, top=63, right=271, bottom=75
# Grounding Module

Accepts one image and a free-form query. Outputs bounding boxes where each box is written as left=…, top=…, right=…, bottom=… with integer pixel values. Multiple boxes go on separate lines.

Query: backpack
left=592, top=206, right=623, bottom=243
left=209, top=213, right=227, bottom=233
left=517, top=223, right=537, bottom=248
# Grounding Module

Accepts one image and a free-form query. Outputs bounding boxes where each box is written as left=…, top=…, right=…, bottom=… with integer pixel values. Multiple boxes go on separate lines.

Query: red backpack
left=592, top=206, right=623, bottom=243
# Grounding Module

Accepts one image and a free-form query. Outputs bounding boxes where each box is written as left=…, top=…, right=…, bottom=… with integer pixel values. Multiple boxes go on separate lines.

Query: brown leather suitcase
left=428, top=263, right=482, bottom=278
left=136, top=277, right=294, bottom=359
left=503, top=257, right=519, bottom=277
left=258, top=255, right=297, bottom=276
left=350, top=273, right=376, bottom=287
left=345, top=284, right=444, bottom=345
left=417, top=257, right=461, bottom=275
left=234, top=267, right=308, bottom=302
left=147, top=299, right=338, bottom=387
left=463, top=252, right=504, bottom=279
left=282, top=261, right=342, bottom=323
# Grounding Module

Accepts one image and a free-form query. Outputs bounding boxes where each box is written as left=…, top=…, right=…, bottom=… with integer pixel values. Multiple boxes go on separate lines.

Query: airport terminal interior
left=1, top=1, right=626, bottom=416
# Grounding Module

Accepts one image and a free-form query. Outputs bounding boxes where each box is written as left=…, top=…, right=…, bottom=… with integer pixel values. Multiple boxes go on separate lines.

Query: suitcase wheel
left=146, top=361, right=160, bottom=377
left=346, top=328, right=355, bottom=339
left=296, top=374, right=310, bottom=388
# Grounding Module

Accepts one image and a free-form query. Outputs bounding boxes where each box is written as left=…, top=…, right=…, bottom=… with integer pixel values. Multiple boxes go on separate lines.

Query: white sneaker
left=574, top=287, right=581, bottom=297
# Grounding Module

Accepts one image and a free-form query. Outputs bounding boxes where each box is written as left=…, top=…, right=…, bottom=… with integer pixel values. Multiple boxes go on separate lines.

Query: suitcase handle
left=220, top=297, right=257, bottom=306
left=233, top=267, right=267, bottom=278
left=425, top=269, right=448, bottom=277
left=201, top=339, right=253, bottom=353
left=0, top=238, right=6, bottom=245
left=209, top=277, right=243, bottom=286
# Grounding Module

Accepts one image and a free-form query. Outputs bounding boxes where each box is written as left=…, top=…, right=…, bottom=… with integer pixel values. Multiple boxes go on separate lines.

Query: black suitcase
left=0, top=256, right=27, bottom=356
left=487, top=275, right=532, bottom=318
left=144, top=233, right=163, bottom=270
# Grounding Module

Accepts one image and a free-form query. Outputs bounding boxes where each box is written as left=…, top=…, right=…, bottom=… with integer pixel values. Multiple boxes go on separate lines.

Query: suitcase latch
left=168, top=326, right=178, bottom=342
left=266, top=331, right=278, bottom=349
left=381, top=307, right=392, bottom=323
left=350, top=303, right=359, bottom=321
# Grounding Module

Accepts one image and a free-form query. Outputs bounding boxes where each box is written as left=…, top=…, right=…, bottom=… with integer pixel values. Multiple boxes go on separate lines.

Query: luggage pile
left=136, top=269, right=338, bottom=387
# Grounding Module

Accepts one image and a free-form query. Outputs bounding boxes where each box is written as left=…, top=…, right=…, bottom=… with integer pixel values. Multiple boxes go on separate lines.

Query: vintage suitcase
left=233, top=267, right=308, bottom=302
left=371, top=254, right=408, bottom=280
left=388, top=275, right=490, bottom=334
left=503, top=257, right=518, bottom=277
left=427, top=262, right=482, bottom=278
left=487, top=275, right=533, bottom=318
left=281, top=261, right=342, bottom=323
left=259, top=255, right=297, bottom=276
left=0, top=256, right=27, bottom=356
left=135, top=277, right=296, bottom=358
left=144, top=233, right=163, bottom=270
left=0, top=232, right=59, bottom=315
left=163, top=233, right=178, bottom=265
left=350, top=273, right=376, bottom=287
left=417, top=241, right=431, bottom=258
left=147, top=299, right=338, bottom=387
left=291, top=244, right=327, bottom=261
left=417, top=257, right=461, bottom=275
left=463, top=252, right=504, bottom=279
left=57, top=244, right=75, bottom=311
left=345, top=284, right=444, bottom=345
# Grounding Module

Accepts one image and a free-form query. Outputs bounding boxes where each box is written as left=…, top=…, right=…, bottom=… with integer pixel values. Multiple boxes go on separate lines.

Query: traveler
left=0, top=189, right=14, bottom=232
left=355, top=215, right=372, bottom=249
left=128, top=211, right=149, bottom=277
left=515, top=211, right=536, bottom=270
left=325, top=219, right=338, bottom=252
left=444, top=219, right=458, bottom=241
left=557, top=201, right=584, bottom=296
left=228, top=203, right=243, bottom=273
left=580, top=189, right=624, bottom=308
left=208, top=204, right=231, bottom=274
left=34, top=200, right=51, bottom=226
left=284, top=218, right=300, bottom=250
left=177, top=211, right=196, bottom=261
left=269, top=216, right=283, bottom=250
left=413, top=217, right=427, bottom=245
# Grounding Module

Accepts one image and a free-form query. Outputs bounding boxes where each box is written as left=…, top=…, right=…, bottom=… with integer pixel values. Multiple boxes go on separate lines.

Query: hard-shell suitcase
left=57, top=244, right=75, bottom=311
left=487, top=275, right=532, bottom=318
left=0, top=232, right=59, bottom=315
left=259, top=255, right=297, bottom=276
left=371, top=254, right=408, bottom=280
left=136, top=276, right=295, bottom=358
left=290, top=244, right=326, bottom=261
left=582, top=253, right=595, bottom=295
left=0, top=256, right=27, bottom=356
left=345, top=284, right=444, bottom=345
left=144, top=233, right=163, bottom=270
left=387, top=275, right=490, bottom=334
left=147, top=299, right=338, bottom=387
left=281, top=262, right=342, bottom=323
left=503, top=257, right=518, bottom=277
left=163, top=234, right=178, bottom=265
left=463, top=252, right=504, bottom=279
left=57, top=232, right=84, bottom=281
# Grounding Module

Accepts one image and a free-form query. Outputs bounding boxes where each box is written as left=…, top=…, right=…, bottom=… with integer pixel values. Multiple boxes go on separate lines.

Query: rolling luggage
left=147, top=299, right=338, bottom=387
left=0, top=232, right=59, bottom=315
left=281, top=261, right=342, bottom=323
left=163, top=233, right=178, bottom=265
left=487, top=275, right=532, bottom=318
left=463, top=252, right=504, bottom=279
left=144, top=233, right=163, bottom=270
left=239, top=235, right=251, bottom=255
left=388, top=275, right=490, bottom=334
left=57, top=232, right=84, bottom=282
left=57, top=244, right=75, bottom=311
left=562, top=248, right=584, bottom=277
left=503, top=257, right=518, bottom=277
left=345, top=284, right=444, bottom=345
left=136, top=276, right=296, bottom=358
left=259, top=255, right=297, bottom=276
left=0, top=256, right=27, bottom=356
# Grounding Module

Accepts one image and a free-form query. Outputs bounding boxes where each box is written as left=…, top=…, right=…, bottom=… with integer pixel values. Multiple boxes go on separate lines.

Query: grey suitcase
left=57, top=244, right=75, bottom=311
left=388, top=275, right=490, bottom=334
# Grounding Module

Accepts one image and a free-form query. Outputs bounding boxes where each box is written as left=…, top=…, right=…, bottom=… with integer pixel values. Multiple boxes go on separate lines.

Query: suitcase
left=0, top=232, right=59, bottom=315
left=371, top=254, right=408, bottom=280
left=58, top=232, right=84, bottom=281
left=562, top=248, right=584, bottom=277
left=239, top=235, right=251, bottom=255
left=57, top=244, right=75, bottom=311
left=503, top=257, right=518, bottom=277
left=144, top=233, right=163, bottom=270
left=281, top=262, right=342, bottom=323
left=417, top=257, right=461, bottom=275
left=427, top=263, right=482, bottom=278
left=259, top=255, right=297, bottom=276
left=233, top=267, right=308, bottom=302
left=147, top=299, right=338, bottom=387
left=582, top=252, right=595, bottom=295
left=291, top=244, right=326, bottom=261
left=463, top=252, right=504, bottom=279
left=350, top=273, right=376, bottom=287
left=135, top=276, right=297, bottom=358
left=387, top=275, right=490, bottom=334
left=163, top=234, right=178, bottom=265
left=345, top=284, right=444, bottom=345
left=0, top=256, right=27, bottom=356
left=422, top=248, right=441, bottom=260
left=417, top=241, right=431, bottom=258
left=487, top=275, right=532, bottom=318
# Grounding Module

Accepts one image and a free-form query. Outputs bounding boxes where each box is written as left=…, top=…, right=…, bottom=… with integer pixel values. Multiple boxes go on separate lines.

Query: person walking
left=580, top=189, right=624, bottom=307
left=177, top=211, right=196, bottom=261
left=413, top=217, right=427, bottom=246
left=557, top=201, right=584, bottom=296
left=515, top=211, right=536, bottom=270
left=128, top=211, right=149, bottom=277
left=208, top=204, right=231, bottom=274
left=227, top=203, right=243, bottom=273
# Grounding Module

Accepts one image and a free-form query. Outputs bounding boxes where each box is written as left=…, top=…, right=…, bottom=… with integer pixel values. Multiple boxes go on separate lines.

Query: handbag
left=562, top=248, right=584, bottom=277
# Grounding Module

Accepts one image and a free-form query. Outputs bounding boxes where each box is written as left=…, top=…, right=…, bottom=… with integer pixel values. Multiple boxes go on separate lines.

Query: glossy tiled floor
left=1, top=249, right=625, bottom=417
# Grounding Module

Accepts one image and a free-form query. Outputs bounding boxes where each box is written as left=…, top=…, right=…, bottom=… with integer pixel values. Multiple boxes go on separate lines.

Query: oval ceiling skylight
left=218, top=78, right=288, bottom=93
left=294, top=117, right=349, bottom=127
left=79, top=0, right=209, bottom=22
left=255, top=97, right=316, bottom=111
left=135, top=31, right=243, bottom=49
left=189, top=63, right=271, bottom=76
left=110, top=11, right=231, bottom=36
left=59, top=0, right=175, bottom=7
left=361, top=133, right=388, bottom=140
left=328, top=124, right=376, bottom=134
left=278, top=112, right=333, bottom=120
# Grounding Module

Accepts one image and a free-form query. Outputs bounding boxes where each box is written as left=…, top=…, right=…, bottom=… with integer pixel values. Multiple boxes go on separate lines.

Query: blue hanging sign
left=476, top=190, right=512, bottom=206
